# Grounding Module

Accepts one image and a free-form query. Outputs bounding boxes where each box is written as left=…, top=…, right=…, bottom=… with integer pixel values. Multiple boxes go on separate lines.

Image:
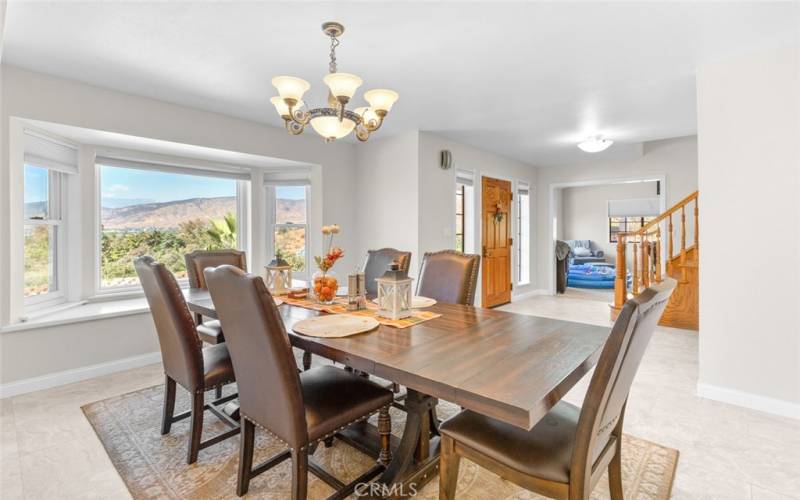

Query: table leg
left=378, top=389, right=440, bottom=493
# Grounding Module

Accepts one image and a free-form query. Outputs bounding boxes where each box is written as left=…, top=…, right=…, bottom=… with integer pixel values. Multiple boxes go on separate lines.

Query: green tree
left=206, top=213, right=237, bottom=249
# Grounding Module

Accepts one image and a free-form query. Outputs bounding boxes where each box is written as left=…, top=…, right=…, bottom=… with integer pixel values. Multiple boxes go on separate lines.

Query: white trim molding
left=697, top=382, right=800, bottom=420
left=0, top=351, right=162, bottom=399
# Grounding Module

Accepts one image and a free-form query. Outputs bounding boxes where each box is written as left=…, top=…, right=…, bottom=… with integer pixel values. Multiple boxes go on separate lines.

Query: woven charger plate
left=293, top=314, right=379, bottom=338
left=371, top=296, right=437, bottom=308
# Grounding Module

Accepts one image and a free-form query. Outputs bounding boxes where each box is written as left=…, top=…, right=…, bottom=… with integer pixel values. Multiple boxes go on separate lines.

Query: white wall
left=0, top=65, right=359, bottom=386
left=354, top=131, right=421, bottom=275
left=352, top=130, right=539, bottom=301
left=536, top=136, right=698, bottom=292
left=418, top=132, right=539, bottom=298
left=696, top=47, right=800, bottom=415
left=561, top=180, right=658, bottom=260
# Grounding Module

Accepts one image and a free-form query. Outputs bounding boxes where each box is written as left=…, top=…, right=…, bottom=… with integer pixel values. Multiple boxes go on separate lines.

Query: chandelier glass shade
left=270, top=22, right=399, bottom=143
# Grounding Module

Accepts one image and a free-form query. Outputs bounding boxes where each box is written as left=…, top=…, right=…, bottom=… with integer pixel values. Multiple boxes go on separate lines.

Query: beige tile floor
left=1, top=294, right=799, bottom=499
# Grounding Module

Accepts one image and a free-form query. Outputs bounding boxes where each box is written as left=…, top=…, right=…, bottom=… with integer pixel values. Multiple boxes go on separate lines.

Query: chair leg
left=378, top=405, right=392, bottom=466
left=161, top=375, right=176, bottom=435
left=302, top=350, right=312, bottom=371
left=608, top=442, right=623, bottom=500
left=439, top=435, right=460, bottom=500
left=187, top=391, right=205, bottom=464
left=237, top=419, right=256, bottom=496
left=291, top=448, right=309, bottom=500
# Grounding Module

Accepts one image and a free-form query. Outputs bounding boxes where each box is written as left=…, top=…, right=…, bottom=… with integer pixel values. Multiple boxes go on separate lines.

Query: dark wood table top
left=184, top=288, right=610, bottom=430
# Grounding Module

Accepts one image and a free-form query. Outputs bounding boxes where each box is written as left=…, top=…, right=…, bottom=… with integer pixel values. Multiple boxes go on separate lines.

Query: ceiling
left=3, top=2, right=799, bottom=167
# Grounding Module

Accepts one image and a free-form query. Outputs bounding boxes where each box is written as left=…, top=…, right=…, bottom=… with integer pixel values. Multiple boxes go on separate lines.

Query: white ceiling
left=3, top=2, right=799, bottom=167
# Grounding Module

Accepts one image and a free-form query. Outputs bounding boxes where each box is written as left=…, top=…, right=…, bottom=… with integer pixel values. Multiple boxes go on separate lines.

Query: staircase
left=610, top=191, right=699, bottom=330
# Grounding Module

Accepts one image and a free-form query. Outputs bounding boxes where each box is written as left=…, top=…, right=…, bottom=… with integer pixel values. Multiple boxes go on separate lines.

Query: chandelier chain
left=328, top=35, right=339, bottom=73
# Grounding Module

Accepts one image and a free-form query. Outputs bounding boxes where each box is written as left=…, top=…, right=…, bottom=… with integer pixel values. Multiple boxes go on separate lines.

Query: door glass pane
left=275, top=186, right=306, bottom=224
left=24, top=165, right=49, bottom=219
left=24, top=224, right=56, bottom=297
left=275, top=226, right=306, bottom=272
left=99, top=164, right=237, bottom=288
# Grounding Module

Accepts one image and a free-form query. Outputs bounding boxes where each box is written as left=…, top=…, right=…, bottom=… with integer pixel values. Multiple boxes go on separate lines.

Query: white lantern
left=265, top=258, right=292, bottom=295
left=376, top=262, right=413, bottom=320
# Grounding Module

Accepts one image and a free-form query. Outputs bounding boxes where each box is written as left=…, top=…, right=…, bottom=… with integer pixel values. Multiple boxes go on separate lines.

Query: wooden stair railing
left=612, top=190, right=699, bottom=329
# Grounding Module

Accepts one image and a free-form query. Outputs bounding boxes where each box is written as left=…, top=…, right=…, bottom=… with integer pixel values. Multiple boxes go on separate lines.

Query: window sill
left=1, top=297, right=151, bottom=334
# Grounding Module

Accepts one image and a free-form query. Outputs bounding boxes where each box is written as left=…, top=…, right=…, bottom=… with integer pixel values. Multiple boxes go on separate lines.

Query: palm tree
left=206, top=213, right=237, bottom=249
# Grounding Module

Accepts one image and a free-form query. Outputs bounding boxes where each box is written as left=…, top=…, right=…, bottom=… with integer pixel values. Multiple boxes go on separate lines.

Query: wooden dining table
left=184, top=288, right=610, bottom=493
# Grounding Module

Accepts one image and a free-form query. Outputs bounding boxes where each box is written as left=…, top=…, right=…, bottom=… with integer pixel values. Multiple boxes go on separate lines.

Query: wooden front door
left=481, top=177, right=512, bottom=308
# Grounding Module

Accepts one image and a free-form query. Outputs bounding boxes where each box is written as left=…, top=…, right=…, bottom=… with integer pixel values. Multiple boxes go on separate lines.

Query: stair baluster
left=614, top=236, right=627, bottom=310
left=609, top=190, right=699, bottom=330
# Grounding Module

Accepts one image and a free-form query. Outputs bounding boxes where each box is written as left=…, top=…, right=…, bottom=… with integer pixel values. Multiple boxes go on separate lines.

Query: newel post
left=614, top=235, right=627, bottom=309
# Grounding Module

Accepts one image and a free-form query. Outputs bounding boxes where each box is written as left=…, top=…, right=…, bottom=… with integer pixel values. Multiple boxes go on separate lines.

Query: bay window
left=96, top=157, right=248, bottom=291
left=24, top=165, right=65, bottom=303
left=266, top=182, right=310, bottom=279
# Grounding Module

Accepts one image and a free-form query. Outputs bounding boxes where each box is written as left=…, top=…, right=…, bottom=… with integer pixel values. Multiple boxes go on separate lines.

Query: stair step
left=678, top=261, right=698, bottom=268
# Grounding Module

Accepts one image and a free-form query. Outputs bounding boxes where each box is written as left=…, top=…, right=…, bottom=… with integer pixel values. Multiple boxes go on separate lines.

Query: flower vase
left=312, top=270, right=339, bottom=305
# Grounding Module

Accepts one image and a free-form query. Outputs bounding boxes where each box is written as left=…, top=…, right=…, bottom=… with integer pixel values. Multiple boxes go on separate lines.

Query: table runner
left=280, top=296, right=441, bottom=329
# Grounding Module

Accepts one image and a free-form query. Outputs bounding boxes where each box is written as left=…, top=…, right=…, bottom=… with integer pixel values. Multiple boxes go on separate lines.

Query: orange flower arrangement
left=312, top=225, right=344, bottom=303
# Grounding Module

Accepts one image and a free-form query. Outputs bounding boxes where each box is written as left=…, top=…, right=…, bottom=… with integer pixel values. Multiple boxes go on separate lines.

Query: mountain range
left=97, top=196, right=305, bottom=231
left=25, top=196, right=306, bottom=231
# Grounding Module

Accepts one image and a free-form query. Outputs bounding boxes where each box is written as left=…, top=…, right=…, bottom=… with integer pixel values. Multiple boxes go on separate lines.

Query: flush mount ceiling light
left=270, top=22, right=399, bottom=143
left=577, top=136, right=614, bottom=153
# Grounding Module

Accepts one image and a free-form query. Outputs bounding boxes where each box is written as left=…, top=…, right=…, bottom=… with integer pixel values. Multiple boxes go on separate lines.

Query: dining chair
left=204, top=264, right=394, bottom=498
left=362, top=247, right=412, bottom=297
left=417, top=250, right=480, bottom=306
left=134, top=256, right=240, bottom=465
left=438, top=278, right=677, bottom=500
left=184, top=249, right=247, bottom=345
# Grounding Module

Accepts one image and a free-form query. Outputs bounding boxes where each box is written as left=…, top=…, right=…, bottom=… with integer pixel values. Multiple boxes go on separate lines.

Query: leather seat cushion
left=201, top=343, right=235, bottom=389
left=439, top=401, right=584, bottom=483
left=197, top=320, right=224, bottom=344
left=301, top=365, right=394, bottom=442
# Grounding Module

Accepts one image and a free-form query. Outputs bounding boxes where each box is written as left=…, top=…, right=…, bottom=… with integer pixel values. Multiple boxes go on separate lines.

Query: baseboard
left=697, top=382, right=800, bottom=420
left=0, top=351, right=162, bottom=399
left=512, top=289, right=549, bottom=301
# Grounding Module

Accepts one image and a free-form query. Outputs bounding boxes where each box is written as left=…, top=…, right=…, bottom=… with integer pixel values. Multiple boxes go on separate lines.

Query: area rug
left=83, top=385, right=678, bottom=499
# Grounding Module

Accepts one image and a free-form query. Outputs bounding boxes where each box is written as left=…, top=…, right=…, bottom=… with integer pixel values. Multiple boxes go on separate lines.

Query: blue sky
left=24, top=165, right=48, bottom=203
left=25, top=164, right=306, bottom=208
left=100, top=165, right=236, bottom=206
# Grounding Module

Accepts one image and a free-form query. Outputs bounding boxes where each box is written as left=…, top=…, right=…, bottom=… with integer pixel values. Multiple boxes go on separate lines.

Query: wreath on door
left=493, top=202, right=505, bottom=223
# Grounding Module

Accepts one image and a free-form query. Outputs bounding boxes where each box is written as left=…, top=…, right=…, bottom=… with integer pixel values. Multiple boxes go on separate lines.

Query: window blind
left=95, top=155, right=251, bottom=181
left=517, top=181, right=530, bottom=196
left=456, top=169, right=474, bottom=186
left=607, top=197, right=660, bottom=217
left=263, top=170, right=311, bottom=186
left=24, top=129, right=79, bottom=175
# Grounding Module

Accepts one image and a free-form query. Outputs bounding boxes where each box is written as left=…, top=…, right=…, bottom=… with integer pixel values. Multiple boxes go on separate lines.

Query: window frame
left=516, top=181, right=531, bottom=286
left=266, top=183, right=311, bottom=280
left=93, top=162, right=246, bottom=296
left=455, top=183, right=465, bottom=253
left=23, top=166, right=67, bottom=309
left=609, top=216, right=657, bottom=243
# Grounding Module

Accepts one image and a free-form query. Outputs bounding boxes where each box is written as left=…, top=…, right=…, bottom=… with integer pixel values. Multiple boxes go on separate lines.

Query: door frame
left=546, top=174, right=667, bottom=296
left=480, top=175, right=514, bottom=308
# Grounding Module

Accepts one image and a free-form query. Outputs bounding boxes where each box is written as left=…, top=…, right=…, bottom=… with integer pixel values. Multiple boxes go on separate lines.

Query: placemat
left=281, top=296, right=442, bottom=329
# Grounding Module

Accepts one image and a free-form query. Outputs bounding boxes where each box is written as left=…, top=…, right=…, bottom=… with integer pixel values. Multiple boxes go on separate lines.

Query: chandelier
left=270, top=22, right=399, bottom=143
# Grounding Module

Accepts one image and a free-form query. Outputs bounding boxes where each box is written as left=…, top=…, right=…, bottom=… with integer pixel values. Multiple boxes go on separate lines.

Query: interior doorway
left=548, top=175, right=667, bottom=297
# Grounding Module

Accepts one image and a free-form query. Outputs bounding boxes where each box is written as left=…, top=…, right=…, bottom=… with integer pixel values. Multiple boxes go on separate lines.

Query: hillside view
left=24, top=162, right=309, bottom=295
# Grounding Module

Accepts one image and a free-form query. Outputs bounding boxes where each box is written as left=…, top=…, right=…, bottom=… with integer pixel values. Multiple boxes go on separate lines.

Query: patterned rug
left=82, top=384, right=678, bottom=499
